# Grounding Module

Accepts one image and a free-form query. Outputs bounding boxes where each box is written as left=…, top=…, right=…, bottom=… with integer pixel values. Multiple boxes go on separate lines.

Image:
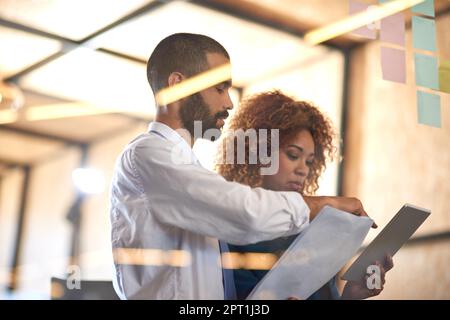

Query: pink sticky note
left=380, top=46, right=406, bottom=83
left=349, top=1, right=377, bottom=39
left=380, top=12, right=405, bottom=46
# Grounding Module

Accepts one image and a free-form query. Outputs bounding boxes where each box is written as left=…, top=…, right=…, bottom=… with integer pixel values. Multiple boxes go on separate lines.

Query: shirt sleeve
left=131, top=139, right=310, bottom=245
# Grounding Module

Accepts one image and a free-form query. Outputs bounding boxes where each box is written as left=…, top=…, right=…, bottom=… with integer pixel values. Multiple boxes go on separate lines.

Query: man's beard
left=179, top=93, right=228, bottom=141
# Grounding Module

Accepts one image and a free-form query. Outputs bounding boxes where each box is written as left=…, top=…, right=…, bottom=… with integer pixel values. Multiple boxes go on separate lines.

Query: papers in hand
left=246, top=206, right=373, bottom=300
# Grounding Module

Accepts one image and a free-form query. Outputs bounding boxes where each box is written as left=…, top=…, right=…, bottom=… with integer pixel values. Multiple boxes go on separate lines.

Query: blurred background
left=0, top=0, right=449, bottom=299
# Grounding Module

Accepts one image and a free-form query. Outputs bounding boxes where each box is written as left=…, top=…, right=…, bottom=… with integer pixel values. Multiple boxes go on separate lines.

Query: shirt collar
left=148, top=121, right=201, bottom=166
left=148, top=121, right=189, bottom=144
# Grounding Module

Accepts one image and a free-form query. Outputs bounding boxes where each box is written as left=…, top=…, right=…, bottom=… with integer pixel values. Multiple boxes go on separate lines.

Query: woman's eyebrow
left=287, top=144, right=315, bottom=157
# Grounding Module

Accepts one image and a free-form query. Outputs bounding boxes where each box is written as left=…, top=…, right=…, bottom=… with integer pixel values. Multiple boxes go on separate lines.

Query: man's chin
left=216, top=118, right=225, bottom=128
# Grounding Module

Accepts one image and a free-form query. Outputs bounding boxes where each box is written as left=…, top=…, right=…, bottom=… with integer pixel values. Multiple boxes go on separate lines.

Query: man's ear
left=167, top=72, right=184, bottom=87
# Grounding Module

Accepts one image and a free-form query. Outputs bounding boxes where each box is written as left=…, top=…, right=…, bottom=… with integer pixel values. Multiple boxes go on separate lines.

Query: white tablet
left=341, top=204, right=431, bottom=281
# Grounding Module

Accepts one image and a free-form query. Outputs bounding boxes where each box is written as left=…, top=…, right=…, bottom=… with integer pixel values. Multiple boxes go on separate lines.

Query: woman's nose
left=295, top=162, right=308, bottom=176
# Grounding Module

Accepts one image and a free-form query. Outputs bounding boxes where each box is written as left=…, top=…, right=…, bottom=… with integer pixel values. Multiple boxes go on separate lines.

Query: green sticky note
left=439, top=60, right=450, bottom=94
left=412, top=0, right=435, bottom=17
left=412, top=16, right=436, bottom=52
left=417, top=90, right=441, bottom=128
left=415, top=53, right=439, bottom=90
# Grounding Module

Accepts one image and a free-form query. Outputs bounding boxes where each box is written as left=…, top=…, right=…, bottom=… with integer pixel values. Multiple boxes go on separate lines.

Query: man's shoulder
left=119, top=132, right=176, bottom=167
left=125, top=132, right=172, bottom=151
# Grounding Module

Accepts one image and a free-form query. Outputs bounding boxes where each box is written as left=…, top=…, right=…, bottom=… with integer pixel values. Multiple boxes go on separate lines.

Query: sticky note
left=412, top=0, right=435, bottom=17
left=349, top=1, right=376, bottom=39
left=380, top=12, right=405, bottom=46
left=414, top=53, right=439, bottom=90
left=439, top=60, right=450, bottom=94
left=381, top=47, right=406, bottom=83
left=417, top=90, right=441, bottom=128
left=412, top=16, right=437, bottom=52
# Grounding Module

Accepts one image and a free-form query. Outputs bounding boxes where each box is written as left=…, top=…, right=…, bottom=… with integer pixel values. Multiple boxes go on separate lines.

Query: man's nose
left=224, top=92, right=233, bottom=111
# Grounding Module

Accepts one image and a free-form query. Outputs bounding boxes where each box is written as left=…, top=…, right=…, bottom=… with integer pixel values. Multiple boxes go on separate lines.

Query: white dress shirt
left=110, top=121, right=310, bottom=299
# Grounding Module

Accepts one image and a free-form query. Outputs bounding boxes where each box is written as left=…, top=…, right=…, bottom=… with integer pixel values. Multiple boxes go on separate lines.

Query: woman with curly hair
left=215, top=90, right=392, bottom=300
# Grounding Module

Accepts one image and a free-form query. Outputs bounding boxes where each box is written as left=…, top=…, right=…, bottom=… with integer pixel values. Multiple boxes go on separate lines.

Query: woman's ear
left=168, top=72, right=184, bottom=87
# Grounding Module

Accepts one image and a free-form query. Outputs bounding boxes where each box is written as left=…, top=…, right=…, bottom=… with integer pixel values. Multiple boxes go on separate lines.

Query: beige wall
left=0, top=168, right=23, bottom=291
left=343, top=13, right=450, bottom=299
left=80, top=123, right=148, bottom=280
left=19, top=148, right=79, bottom=296
left=0, top=123, right=147, bottom=298
left=377, top=240, right=450, bottom=299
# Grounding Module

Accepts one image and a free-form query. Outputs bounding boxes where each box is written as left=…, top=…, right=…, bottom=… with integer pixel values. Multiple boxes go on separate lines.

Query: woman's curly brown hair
left=215, top=90, right=336, bottom=195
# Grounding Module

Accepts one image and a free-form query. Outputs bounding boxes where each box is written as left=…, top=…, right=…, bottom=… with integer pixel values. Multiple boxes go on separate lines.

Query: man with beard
left=110, top=33, right=374, bottom=299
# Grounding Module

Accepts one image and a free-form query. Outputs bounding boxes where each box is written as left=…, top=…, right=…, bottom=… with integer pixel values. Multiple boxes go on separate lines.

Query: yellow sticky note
left=439, top=60, right=450, bottom=94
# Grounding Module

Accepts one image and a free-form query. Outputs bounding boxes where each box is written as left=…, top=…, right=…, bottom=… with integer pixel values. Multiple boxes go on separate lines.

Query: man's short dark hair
left=147, top=33, right=230, bottom=94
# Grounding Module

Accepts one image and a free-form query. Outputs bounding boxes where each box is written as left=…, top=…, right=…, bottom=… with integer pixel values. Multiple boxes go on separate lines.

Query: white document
left=246, top=206, right=373, bottom=300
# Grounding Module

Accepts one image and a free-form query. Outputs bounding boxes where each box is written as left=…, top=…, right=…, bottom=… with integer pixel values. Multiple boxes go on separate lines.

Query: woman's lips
left=287, top=182, right=303, bottom=191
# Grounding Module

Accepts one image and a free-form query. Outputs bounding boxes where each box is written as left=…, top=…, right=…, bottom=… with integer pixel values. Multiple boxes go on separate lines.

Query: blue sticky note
left=414, top=53, right=439, bottom=90
left=412, top=0, right=435, bottom=17
left=417, top=90, right=441, bottom=128
left=412, top=16, right=436, bottom=52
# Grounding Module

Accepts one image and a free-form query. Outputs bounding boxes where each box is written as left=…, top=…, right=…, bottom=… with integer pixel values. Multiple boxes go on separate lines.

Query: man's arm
left=131, top=139, right=375, bottom=246
left=132, top=142, right=310, bottom=245
left=304, top=196, right=377, bottom=228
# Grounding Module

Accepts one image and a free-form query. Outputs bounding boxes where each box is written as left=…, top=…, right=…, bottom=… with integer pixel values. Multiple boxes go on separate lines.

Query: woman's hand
left=341, top=255, right=394, bottom=300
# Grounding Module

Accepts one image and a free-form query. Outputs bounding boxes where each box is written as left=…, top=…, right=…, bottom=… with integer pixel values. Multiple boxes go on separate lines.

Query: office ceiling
left=0, top=0, right=449, bottom=166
